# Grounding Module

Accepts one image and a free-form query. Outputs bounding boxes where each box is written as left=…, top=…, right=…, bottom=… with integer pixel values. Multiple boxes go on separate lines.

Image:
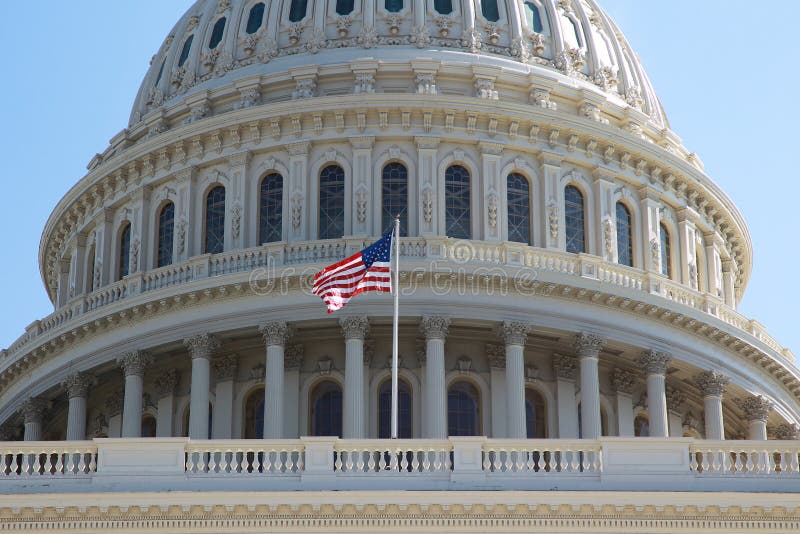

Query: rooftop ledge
left=0, top=437, right=798, bottom=494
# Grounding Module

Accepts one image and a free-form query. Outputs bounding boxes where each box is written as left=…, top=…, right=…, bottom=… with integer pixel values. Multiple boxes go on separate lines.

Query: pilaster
left=415, top=137, right=440, bottom=236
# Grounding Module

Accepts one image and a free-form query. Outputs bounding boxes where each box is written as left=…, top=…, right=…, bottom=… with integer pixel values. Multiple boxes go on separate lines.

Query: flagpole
left=391, top=215, right=400, bottom=439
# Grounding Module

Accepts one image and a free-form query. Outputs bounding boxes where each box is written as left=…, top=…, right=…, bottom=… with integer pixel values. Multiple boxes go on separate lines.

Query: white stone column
left=612, top=368, right=635, bottom=437
left=184, top=334, right=220, bottom=440
left=677, top=208, right=698, bottom=288
left=575, top=333, right=605, bottom=439
left=639, top=350, right=671, bottom=438
left=118, top=351, right=152, bottom=438
left=553, top=354, right=578, bottom=438
left=639, top=187, right=662, bottom=273
left=420, top=316, right=450, bottom=438
left=499, top=321, right=531, bottom=439
left=260, top=321, right=290, bottom=439
left=154, top=370, right=179, bottom=438
left=340, top=316, right=369, bottom=439
left=212, top=354, right=238, bottom=439
left=20, top=398, right=48, bottom=441
left=695, top=370, right=729, bottom=440
left=666, top=385, right=686, bottom=438
left=738, top=395, right=772, bottom=441
left=487, top=344, right=507, bottom=438
left=62, top=373, right=93, bottom=441
left=284, top=345, right=304, bottom=438
left=721, top=260, right=736, bottom=308
left=593, top=170, right=617, bottom=261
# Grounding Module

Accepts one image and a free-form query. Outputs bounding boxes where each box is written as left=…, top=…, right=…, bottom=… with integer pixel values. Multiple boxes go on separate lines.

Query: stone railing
left=2, top=238, right=793, bottom=364
left=0, top=438, right=798, bottom=493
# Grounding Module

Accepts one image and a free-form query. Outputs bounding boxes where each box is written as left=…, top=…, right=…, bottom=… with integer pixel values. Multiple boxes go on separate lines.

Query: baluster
left=41, top=453, right=51, bottom=475
left=207, top=450, right=217, bottom=473
left=54, top=453, right=63, bottom=475
left=355, top=449, right=365, bottom=472
left=422, top=450, right=432, bottom=472
left=400, top=448, right=409, bottom=472
left=411, top=449, right=420, bottom=472
left=77, top=451, right=87, bottom=474
left=483, top=449, right=492, bottom=472
left=334, top=450, right=344, bottom=472
left=569, top=449, right=580, bottom=472
left=390, top=448, right=400, bottom=472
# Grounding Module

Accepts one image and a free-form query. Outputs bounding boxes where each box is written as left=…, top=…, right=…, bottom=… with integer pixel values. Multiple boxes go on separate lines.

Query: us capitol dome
left=1, top=0, right=799, bottom=531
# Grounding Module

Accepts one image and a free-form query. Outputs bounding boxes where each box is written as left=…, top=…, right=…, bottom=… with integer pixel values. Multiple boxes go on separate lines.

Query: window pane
left=244, top=388, right=265, bottom=438
left=445, top=165, right=471, bottom=239
left=260, top=173, right=283, bottom=244
left=246, top=3, right=265, bottom=34
left=525, top=389, right=547, bottom=438
left=616, top=202, right=633, bottom=267
left=157, top=202, right=175, bottom=267
left=336, top=0, right=354, bottom=15
left=311, top=381, right=343, bottom=437
left=507, top=173, right=532, bottom=245
left=434, top=0, right=453, bottom=14
left=378, top=379, right=412, bottom=438
left=319, top=165, right=345, bottom=239
left=447, top=381, right=479, bottom=436
left=525, top=2, right=543, bottom=33
left=205, top=186, right=226, bottom=254
left=481, top=0, right=499, bottom=21
left=385, top=0, right=403, bottom=12
left=118, top=223, right=131, bottom=280
left=289, top=0, right=308, bottom=22
left=155, top=59, right=166, bottom=86
left=209, top=18, right=226, bottom=49
left=382, top=163, right=408, bottom=236
left=178, top=35, right=193, bottom=67
left=564, top=185, right=585, bottom=253
left=660, top=223, right=672, bottom=278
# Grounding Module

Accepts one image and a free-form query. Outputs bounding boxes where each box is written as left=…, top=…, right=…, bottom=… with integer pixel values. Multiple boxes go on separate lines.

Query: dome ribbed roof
left=131, top=0, right=668, bottom=128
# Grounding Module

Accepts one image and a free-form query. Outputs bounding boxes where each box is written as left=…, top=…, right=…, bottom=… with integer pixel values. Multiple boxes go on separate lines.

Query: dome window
left=445, top=165, right=471, bottom=239
left=289, top=0, right=308, bottom=22
left=381, top=162, right=408, bottom=236
left=507, top=172, right=532, bottom=245
left=481, top=0, right=500, bottom=22
left=525, top=2, right=544, bottom=33
left=118, top=222, right=131, bottom=281
left=157, top=202, right=175, bottom=268
left=616, top=202, right=633, bottom=267
left=259, top=173, right=283, bottom=244
left=564, top=185, right=585, bottom=254
left=336, top=0, right=354, bottom=15
left=209, top=17, right=226, bottom=49
left=154, top=58, right=166, bottom=86
left=385, top=0, right=403, bottom=13
left=178, top=35, right=193, bottom=67
left=204, top=186, right=226, bottom=254
left=659, top=223, right=672, bottom=278
left=245, top=3, right=265, bottom=34
left=319, top=165, right=345, bottom=239
left=434, top=0, right=453, bottom=15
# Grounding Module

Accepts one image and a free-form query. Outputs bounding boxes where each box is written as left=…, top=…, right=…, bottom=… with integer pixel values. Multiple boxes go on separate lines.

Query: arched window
left=525, top=2, right=544, bottom=33
left=154, top=58, right=166, bottom=86
left=634, top=415, right=650, bottom=437
left=319, top=165, right=345, bottom=239
left=525, top=388, right=547, bottom=438
left=448, top=380, right=480, bottom=436
left=141, top=415, right=157, bottom=438
left=507, top=173, right=532, bottom=245
left=434, top=0, right=453, bottom=15
left=445, top=165, right=471, bottom=239
left=381, top=162, right=408, bottom=236
left=157, top=202, right=175, bottom=268
left=289, top=0, right=308, bottom=21
left=616, top=202, right=633, bottom=267
left=244, top=387, right=265, bottom=439
left=336, top=0, right=354, bottom=15
left=204, top=186, right=226, bottom=254
left=659, top=223, right=672, bottom=278
left=385, top=0, right=403, bottom=12
left=245, top=3, right=265, bottom=34
left=481, top=0, right=500, bottom=22
left=178, top=35, right=193, bottom=67
left=564, top=185, right=585, bottom=254
left=378, top=378, right=412, bottom=438
left=259, top=173, right=283, bottom=244
left=118, top=222, right=131, bottom=280
left=310, top=380, right=343, bottom=437
left=209, top=18, right=226, bottom=49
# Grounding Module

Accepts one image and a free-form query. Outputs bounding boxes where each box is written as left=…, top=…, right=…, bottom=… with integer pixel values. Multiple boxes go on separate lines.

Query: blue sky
left=0, top=1, right=797, bottom=360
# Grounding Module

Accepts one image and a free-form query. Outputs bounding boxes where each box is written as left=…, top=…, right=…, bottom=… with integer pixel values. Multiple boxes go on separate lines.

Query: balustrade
left=0, top=442, right=96, bottom=477
left=690, top=441, right=800, bottom=475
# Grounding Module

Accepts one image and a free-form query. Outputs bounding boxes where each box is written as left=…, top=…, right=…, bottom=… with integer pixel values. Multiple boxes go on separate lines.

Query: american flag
left=312, top=231, right=393, bottom=313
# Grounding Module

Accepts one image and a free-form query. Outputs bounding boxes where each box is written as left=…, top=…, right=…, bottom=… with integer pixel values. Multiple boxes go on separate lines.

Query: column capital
left=666, top=384, right=686, bottom=412
left=19, top=397, right=48, bottom=424
left=694, top=370, right=729, bottom=397
left=339, top=316, right=370, bottom=340
left=420, top=315, right=450, bottom=340
left=286, top=344, right=305, bottom=369
left=213, top=354, right=238, bottom=381
left=612, top=368, right=635, bottom=394
left=574, top=332, right=605, bottom=357
left=105, top=391, right=124, bottom=417
left=498, top=321, right=531, bottom=347
left=552, top=353, right=577, bottom=380
left=259, top=321, right=291, bottom=347
left=770, top=423, right=799, bottom=440
left=737, top=394, right=772, bottom=423
left=639, top=350, right=672, bottom=375
left=486, top=344, right=505, bottom=369
left=184, top=333, right=221, bottom=359
left=117, top=350, right=153, bottom=378
left=62, top=372, right=94, bottom=399
left=154, top=369, right=179, bottom=398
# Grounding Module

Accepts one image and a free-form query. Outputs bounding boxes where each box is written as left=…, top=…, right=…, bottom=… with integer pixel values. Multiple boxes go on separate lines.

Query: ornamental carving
left=487, top=194, right=498, bottom=228
left=555, top=48, right=585, bottom=74
left=231, top=204, right=241, bottom=239
left=340, top=316, right=370, bottom=340
left=335, top=15, right=354, bottom=37
left=665, top=384, right=686, bottom=412
left=286, top=344, right=305, bottom=369
left=625, top=85, right=644, bottom=109
left=510, top=37, right=530, bottom=62
left=434, top=15, right=453, bottom=37
left=612, top=368, right=635, bottom=394
left=237, top=89, right=260, bottom=109
left=384, top=13, right=403, bottom=35
left=580, top=102, right=608, bottom=124
left=694, top=370, right=729, bottom=397
left=639, top=349, right=671, bottom=375
left=462, top=28, right=482, bottom=53
left=574, top=332, right=605, bottom=357
left=292, top=78, right=316, bottom=100
left=737, top=395, right=772, bottom=422
left=260, top=321, right=290, bottom=347
left=552, top=353, right=577, bottom=380
left=547, top=200, right=559, bottom=240
left=354, top=72, right=375, bottom=94
left=154, top=369, right=179, bottom=398
left=356, top=191, right=367, bottom=224
left=602, top=217, right=615, bottom=261
left=104, top=391, right=124, bottom=417
left=771, top=423, right=799, bottom=440
left=530, top=88, right=557, bottom=110
left=240, top=34, right=259, bottom=57
left=129, top=239, right=140, bottom=274
left=19, top=397, right=48, bottom=423
left=484, top=22, right=501, bottom=45
left=358, top=26, right=378, bottom=49
left=256, top=37, right=278, bottom=63
left=415, top=72, right=437, bottom=95
left=176, top=218, right=187, bottom=254
left=410, top=25, right=431, bottom=48
left=593, top=66, right=618, bottom=91
left=498, top=321, right=531, bottom=346
left=650, top=238, right=660, bottom=266
left=486, top=344, right=505, bottom=369
left=291, top=195, right=303, bottom=229
left=528, top=32, right=546, bottom=56
left=474, top=77, right=498, bottom=100
left=422, top=190, right=433, bottom=224
left=213, top=354, right=238, bottom=381
left=184, top=333, right=221, bottom=359
left=420, top=315, right=450, bottom=340
left=62, top=372, right=93, bottom=399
